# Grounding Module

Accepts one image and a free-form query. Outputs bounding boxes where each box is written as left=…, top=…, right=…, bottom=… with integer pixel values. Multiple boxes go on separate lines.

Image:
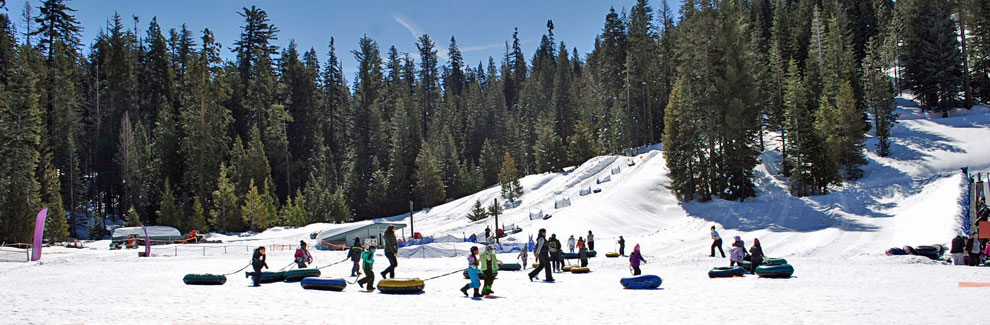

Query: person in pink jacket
left=294, top=241, right=313, bottom=268
left=629, top=244, right=647, bottom=275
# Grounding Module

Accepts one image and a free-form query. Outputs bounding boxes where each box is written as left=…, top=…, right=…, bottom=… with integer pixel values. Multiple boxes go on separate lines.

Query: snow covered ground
left=3, top=98, right=990, bottom=324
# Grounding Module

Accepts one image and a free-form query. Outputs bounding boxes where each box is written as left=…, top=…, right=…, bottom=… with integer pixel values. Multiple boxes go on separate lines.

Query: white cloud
left=390, top=12, right=422, bottom=39
left=460, top=43, right=504, bottom=52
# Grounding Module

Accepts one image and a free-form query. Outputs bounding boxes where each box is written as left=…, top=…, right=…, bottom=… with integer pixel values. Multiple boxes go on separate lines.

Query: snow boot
left=460, top=285, right=469, bottom=297
left=473, top=288, right=482, bottom=298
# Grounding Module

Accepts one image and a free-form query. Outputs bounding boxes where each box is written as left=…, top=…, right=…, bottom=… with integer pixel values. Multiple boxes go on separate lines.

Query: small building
left=111, top=226, right=182, bottom=243
left=314, top=221, right=407, bottom=250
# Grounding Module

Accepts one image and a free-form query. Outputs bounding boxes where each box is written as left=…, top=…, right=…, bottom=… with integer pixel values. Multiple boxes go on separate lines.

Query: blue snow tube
left=755, top=264, right=794, bottom=278
left=284, top=268, right=321, bottom=282
left=741, top=257, right=787, bottom=270
left=500, top=263, right=522, bottom=271
left=885, top=247, right=907, bottom=255
left=620, top=275, right=662, bottom=289
left=564, top=252, right=580, bottom=259
left=300, top=277, right=347, bottom=291
left=708, top=266, right=746, bottom=278
left=913, top=245, right=941, bottom=259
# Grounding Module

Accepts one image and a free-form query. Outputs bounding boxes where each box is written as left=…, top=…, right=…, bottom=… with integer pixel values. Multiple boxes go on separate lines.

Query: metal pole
left=409, top=200, right=414, bottom=237
left=494, top=198, right=499, bottom=244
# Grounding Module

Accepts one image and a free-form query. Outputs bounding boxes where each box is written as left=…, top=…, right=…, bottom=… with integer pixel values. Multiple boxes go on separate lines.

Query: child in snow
left=294, top=241, right=312, bottom=268
left=629, top=244, right=647, bottom=275
left=618, top=236, right=626, bottom=256
left=517, top=246, right=529, bottom=269
left=749, top=239, right=764, bottom=273
left=356, top=245, right=376, bottom=291
left=349, top=238, right=363, bottom=276
left=461, top=246, right=482, bottom=297
left=249, top=246, right=268, bottom=286
left=479, top=245, right=502, bottom=295
left=729, top=236, right=745, bottom=267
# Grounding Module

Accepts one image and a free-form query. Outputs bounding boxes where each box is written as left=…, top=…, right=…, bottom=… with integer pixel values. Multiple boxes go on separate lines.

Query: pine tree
left=967, top=0, right=990, bottom=103
left=280, top=189, right=308, bottom=227
left=498, top=152, right=523, bottom=203
left=124, top=206, right=141, bottom=227
left=210, top=163, right=242, bottom=232
left=862, top=38, right=897, bottom=157
left=813, top=93, right=843, bottom=193
left=241, top=179, right=275, bottom=232
left=900, top=0, right=964, bottom=112
left=180, top=29, right=230, bottom=204
left=533, top=111, right=566, bottom=173
left=567, top=122, right=598, bottom=167
left=0, top=45, right=43, bottom=242
left=414, top=142, right=445, bottom=207
left=188, top=196, right=207, bottom=232
left=835, top=81, right=868, bottom=180
left=479, top=139, right=500, bottom=186
left=466, top=199, right=489, bottom=222
left=783, top=60, right=818, bottom=196
left=347, top=36, right=385, bottom=219
left=156, top=179, right=182, bottom=231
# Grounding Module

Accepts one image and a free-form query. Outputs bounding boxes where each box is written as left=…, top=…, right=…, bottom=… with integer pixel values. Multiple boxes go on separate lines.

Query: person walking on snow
left=567, top=235, right=576, bottom=253
left=381, top=225, right=398, bottom=279
left=461, top=246, right=482, bottom=297
left=968, top=237, right=982, bottom=266
left=629, top=244, right=647, bottom=275
left=528, top=229, right=554, bottom=282
left=249, top=246, right=268, bottom=286
left=517, top=246, right=529, bottom=269
left=951, top=234, right=966, bottom=265
left=729, top=236, right=745, bottom=267
left=618, top=236, right=626, bottom=256
left=710, top=226, right=725, bottom=258
left=479, top=245, right=502, bottom=295
left=349, top=238, right=363, bottom=276
left=548, top=234, right=562, bottom=272
left=294, top=241, right=313, bottom=268
left=587, top=231, right=595, bottom=251
left=356, top=245, right=377, bottom=291
left=749, top=238, right=764, bottom=273
left=578, top=237, right=589, bottom=267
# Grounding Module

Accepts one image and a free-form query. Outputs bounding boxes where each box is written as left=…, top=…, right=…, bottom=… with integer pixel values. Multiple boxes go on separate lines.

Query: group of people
left=950, top=234, right=986, bottom=266
left=248, top=225, right=403, bottom=290
left=461, top=244, right=501, bottom=297
left=711, top=226, right=766, bottom=273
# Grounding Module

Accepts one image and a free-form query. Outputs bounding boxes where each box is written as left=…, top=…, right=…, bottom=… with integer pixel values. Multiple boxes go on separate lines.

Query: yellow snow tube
left=605, top=252, right=620, bottom=258
left=562, top=266, right=573, bottom=271
left=570, top=267, right=590, bottom=273
left=377, top=278, right=425, bottom=294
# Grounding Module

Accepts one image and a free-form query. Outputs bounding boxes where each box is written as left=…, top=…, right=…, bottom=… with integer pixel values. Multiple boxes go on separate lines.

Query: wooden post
left=409, top=200, right=415, bottom=238
left=494, top=198, right=500, bottom=244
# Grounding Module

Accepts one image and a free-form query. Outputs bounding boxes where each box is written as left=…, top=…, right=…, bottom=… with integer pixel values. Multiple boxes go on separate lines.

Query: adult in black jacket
left=951, top=235, right=965, bottom=265
left=381, top=225, right=399, bottom=278
left=349, top=238, right=363, bottom=276
left=618, top=236, right=626, bottom=256
left=548, top=234, right=562, bottom=272
left=748, top=238, right=763, bottom=273
left=528, top=229, right=554, bottom=282
left=250, top=246, right=268, bottom=286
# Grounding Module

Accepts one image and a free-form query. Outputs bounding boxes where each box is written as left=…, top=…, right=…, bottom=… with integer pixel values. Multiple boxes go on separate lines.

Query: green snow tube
left=755, top=264, right=794, bottom=278
left=284, top=268, right=321, bottom=282
left=500, top=263, right=522, bottom=271
left=708, top=266, right=745, bottom=278
left=741, top=257, right=787, bottom=270
left=245, top=271, right=286, bottom=284
left=183, top=273, right=227, bottom=285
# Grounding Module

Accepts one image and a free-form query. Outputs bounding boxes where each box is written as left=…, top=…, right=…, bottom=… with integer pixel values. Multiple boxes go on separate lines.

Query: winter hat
left=300, top=240, right=306, bottom=247
left=733, top=236, right=741, bottom=242
left=634, top=244, right=640, bottom=252
left=486, top=245, right=494, bottom=251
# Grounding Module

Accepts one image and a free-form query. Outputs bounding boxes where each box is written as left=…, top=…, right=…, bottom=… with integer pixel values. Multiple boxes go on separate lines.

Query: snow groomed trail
left=3, top=99, right=990, bottom=324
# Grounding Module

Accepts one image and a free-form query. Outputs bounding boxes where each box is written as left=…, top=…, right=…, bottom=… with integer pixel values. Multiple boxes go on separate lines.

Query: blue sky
left=5, top=0, right=682, bottom=78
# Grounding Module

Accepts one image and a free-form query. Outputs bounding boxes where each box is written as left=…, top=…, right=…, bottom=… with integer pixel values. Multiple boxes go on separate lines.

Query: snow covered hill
left=4, top=97, right=990, bottom=324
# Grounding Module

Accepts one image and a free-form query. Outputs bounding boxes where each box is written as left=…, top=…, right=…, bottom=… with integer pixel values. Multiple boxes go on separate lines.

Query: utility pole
left=493, top=198, right=499, bottom=244
left=409, top=200, right=414, bottom=237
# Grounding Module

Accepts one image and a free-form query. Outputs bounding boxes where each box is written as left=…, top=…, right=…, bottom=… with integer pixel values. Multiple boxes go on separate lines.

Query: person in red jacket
left=294, top=241, right=313, bottom=268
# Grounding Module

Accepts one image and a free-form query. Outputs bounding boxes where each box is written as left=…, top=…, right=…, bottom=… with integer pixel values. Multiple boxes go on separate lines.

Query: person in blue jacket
left=460, top=246, right=481, bottom=297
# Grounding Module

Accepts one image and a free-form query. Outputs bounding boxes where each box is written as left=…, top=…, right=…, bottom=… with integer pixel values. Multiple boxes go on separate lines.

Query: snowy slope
left=4, top=98, right=990, bottom=324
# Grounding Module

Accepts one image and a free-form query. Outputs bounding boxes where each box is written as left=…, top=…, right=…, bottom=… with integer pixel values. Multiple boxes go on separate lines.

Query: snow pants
left=357, top=264, right=375, bottom=290
left=711, top=239, right=725, bottom=257
left=529, top=252, right=553, bottom=281
left=382, top=251, right=397, bottom=278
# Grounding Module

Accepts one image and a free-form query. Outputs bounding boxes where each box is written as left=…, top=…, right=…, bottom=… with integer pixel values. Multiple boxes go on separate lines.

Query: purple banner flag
left=31, top=208, right=49, bottom=261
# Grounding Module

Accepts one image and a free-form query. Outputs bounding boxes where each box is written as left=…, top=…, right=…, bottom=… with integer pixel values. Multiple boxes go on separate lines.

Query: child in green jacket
left=356, top=245, right=376, bottom=290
